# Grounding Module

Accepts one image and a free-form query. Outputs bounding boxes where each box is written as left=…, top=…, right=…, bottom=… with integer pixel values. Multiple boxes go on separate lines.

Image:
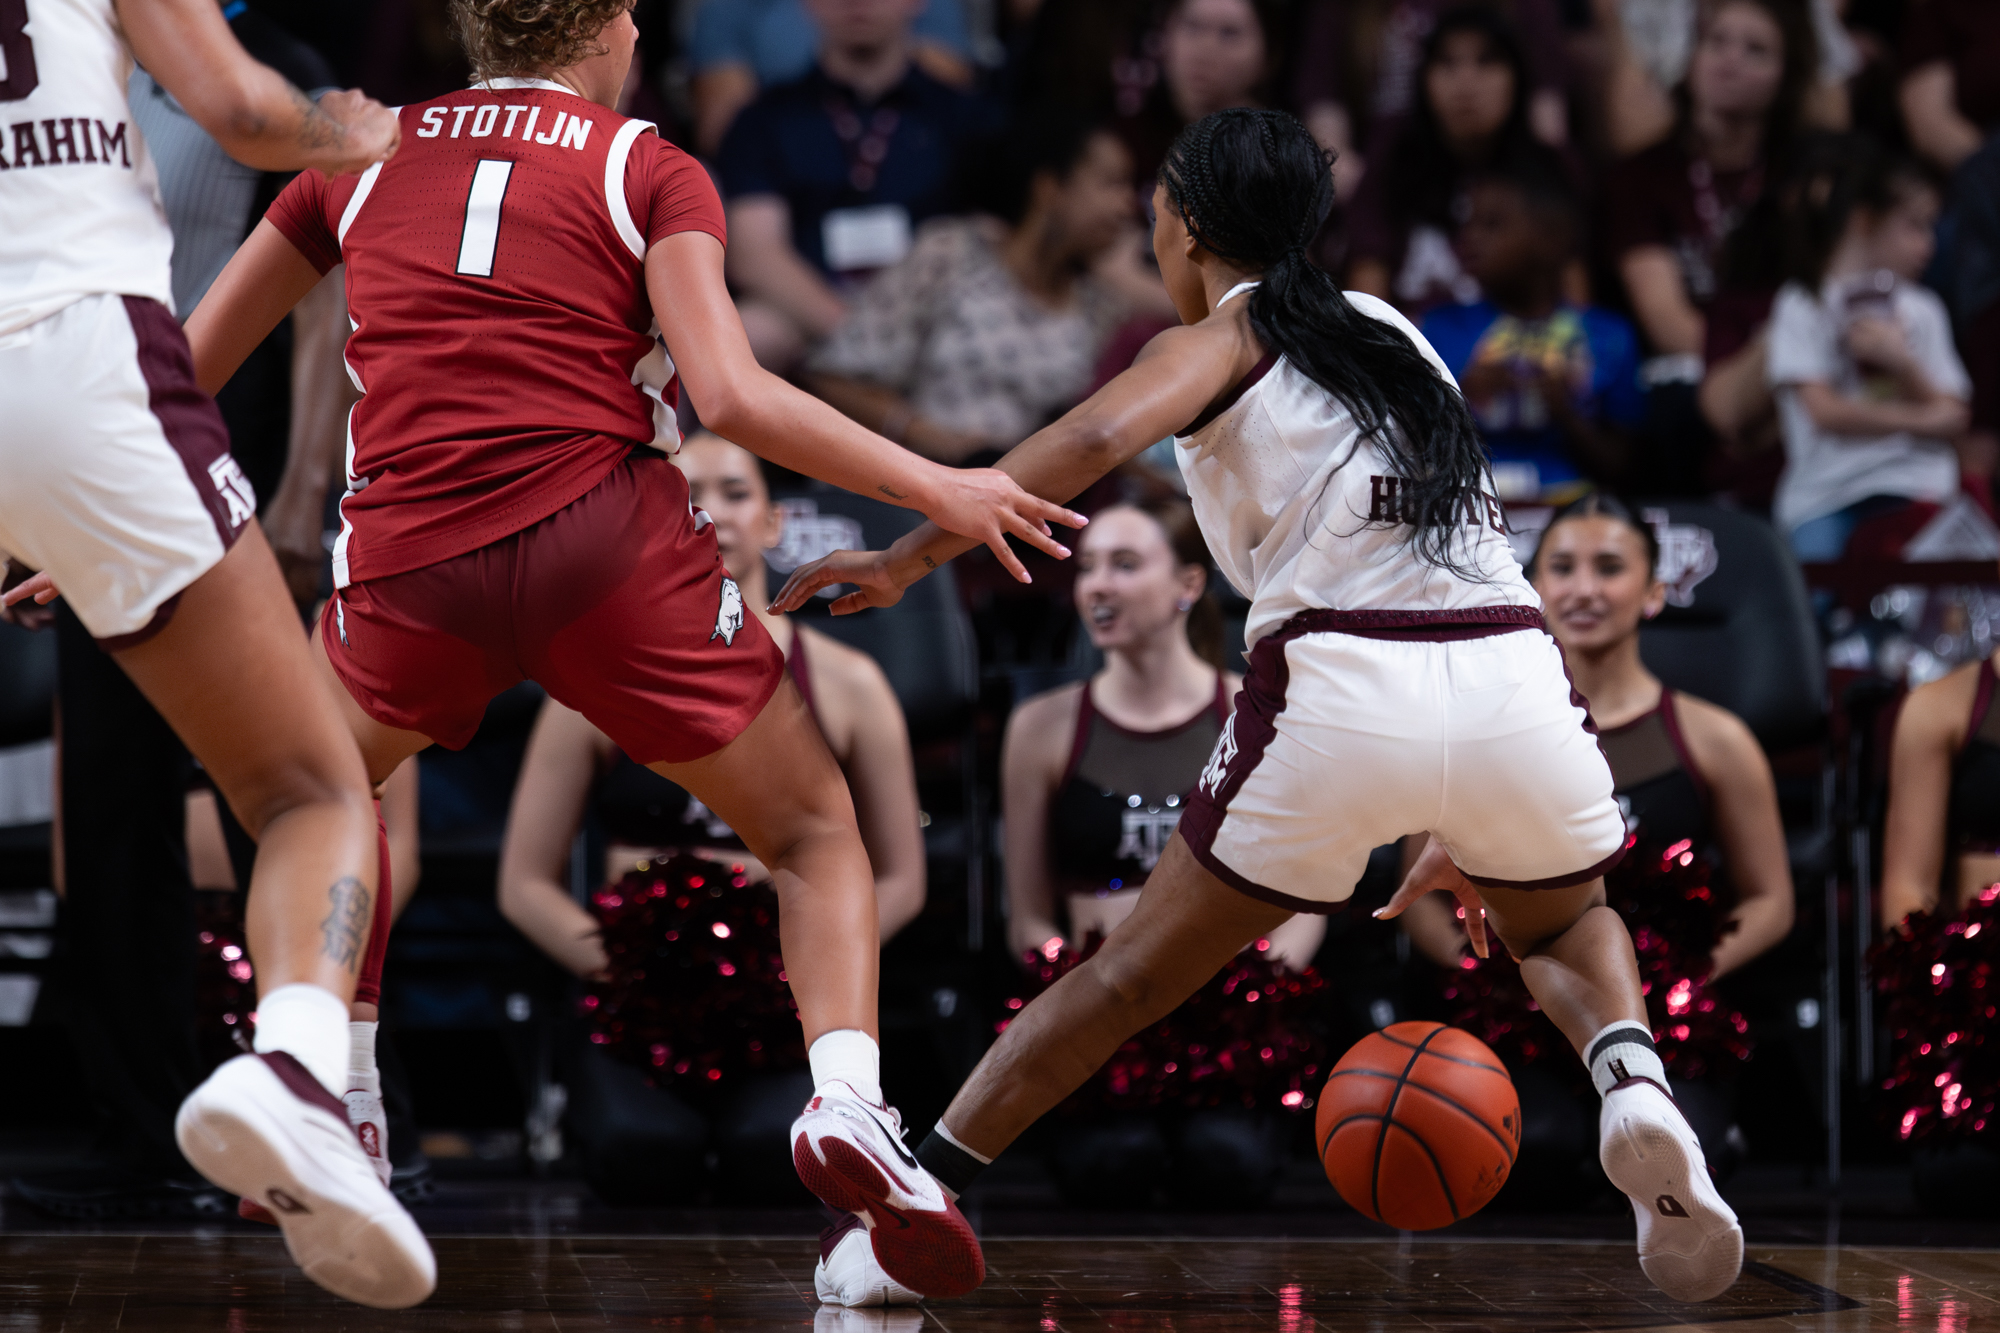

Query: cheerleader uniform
left=1032, top=675, right=1306, bottom=1208
left=565, top=648, right=818, bottom=1205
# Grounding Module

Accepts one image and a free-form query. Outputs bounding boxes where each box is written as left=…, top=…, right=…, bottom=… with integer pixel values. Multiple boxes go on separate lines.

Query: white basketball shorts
left=0, top=293, right=251, bottom=645
left=1179, top=609, right=1628, bottom=911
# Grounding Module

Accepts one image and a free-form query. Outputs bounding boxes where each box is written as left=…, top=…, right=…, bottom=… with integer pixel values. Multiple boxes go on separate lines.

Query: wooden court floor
left=1, top=1234, right=1994, bottom=1331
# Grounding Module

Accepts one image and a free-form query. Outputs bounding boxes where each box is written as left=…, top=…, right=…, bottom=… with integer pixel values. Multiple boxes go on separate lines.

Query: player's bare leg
left=114, top=526, right=433, bottom=1308
left=933, top=834, right=1290, bottom=1161
left=654, top=678, right=970, bottom=1297
left=1464, top=872, right=1742, bottom=1302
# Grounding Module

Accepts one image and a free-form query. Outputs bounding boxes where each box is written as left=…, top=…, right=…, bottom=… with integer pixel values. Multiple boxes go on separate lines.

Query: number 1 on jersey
left=455, top=159, right=515, bottom=278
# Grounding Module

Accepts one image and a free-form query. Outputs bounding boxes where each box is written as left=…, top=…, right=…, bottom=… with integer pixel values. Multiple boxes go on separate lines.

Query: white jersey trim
left=480, top=77, right=577, bottom=96
left=337, top=159, right=385, bottom=247
left=604, top=119, right=656, bottom=261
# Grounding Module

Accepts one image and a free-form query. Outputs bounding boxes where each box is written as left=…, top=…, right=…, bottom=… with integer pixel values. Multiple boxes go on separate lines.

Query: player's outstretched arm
left=118, top=0, right=399, bottom=176
left=770, top=320, right=1242, bottom=615
left=184, top=222, right=328, bottom=396
left=646, top=233, right=1086, bottom=584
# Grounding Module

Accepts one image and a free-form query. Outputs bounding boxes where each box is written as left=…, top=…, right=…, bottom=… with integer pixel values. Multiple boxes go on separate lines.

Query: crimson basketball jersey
left=266, top=77, right=726, bottom=586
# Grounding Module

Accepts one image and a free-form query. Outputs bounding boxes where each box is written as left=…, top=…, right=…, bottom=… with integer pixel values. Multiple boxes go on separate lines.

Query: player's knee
left=228, top=754, right=374, bottom=840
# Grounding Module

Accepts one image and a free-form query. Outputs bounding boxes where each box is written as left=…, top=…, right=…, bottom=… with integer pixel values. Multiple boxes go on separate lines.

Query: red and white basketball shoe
left=177, top=1052, right=435, bottom=1308
left=792, top=1082, right=984, bottom=1299
left=815, top=1212, right=921, bottom=1307
left=1599, top=1078, right=1743, bottom=1302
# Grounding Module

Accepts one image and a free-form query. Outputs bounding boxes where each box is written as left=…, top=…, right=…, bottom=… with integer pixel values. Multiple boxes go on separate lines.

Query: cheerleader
left=1003, top=497, right=1323, bottom=1206
left=1874, top=600, right=2000, bottom=1211
left=1402, top=495, right=1793, bottom=1195
left=776, top=107, right=1746, bottom=1302
left=496, top=434, right=923, bottom=1305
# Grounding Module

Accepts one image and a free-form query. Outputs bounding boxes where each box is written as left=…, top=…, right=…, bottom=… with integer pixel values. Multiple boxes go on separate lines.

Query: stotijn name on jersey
left=416, top=102, right=595, bottom=150
left=1367, top=475, right=1507, bottom=530
left=0, top=116, right=131, bottom=171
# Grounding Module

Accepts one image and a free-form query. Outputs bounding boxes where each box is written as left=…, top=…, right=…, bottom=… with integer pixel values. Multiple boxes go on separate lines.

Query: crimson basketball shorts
left=320, top=453, right=783, bottom=765
left=1179, top=614, right=1628, bottom=912
left=0, top=294, right=251, bottom=646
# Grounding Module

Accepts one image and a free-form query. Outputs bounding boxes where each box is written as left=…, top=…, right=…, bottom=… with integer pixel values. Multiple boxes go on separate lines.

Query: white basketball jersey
left=0, top=0, right=173, bottom=336
left=1174, top=287, right=1538, bottom=648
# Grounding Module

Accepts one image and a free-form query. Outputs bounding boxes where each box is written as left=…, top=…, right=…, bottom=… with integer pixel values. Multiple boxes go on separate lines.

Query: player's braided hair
left=1159, top=108, right=1494, bottom=578
left=451, top=0, right=629, bottom=83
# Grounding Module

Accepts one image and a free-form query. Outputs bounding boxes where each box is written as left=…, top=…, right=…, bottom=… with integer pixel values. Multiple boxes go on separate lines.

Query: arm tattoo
left=877, top=484, right=908, bottom=500
left=920, top=555, right=936, bottom=569
left=290, top=84, right=346, bottom=153
left=318, top=877, right=371, bottom=971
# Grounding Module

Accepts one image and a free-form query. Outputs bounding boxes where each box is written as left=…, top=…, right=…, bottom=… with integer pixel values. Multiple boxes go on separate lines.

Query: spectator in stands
left=1422, top=164, right=1645, bottom=499
left=1767, top=145, right=1969, bottom=560
left=496, top=433, right=924, bottom=1205
left=1596, top=0, right=1856, bottom=156
left=1291, top=0, right=1571, bottom=202
left=1345, top=5, right=1566, bottom=318
left=1113, top=0, right=1275, bottom=191
left=1404, top=495, right=1792, bottom=1192
left=688, top=0, right=973, bottom=157
left=716, top=0, right=993, bottom=371
left=1898, top=0, right=2000, bottom=177
left=1603, top=0, right=1815, bottom=493
left=804, top=117, right=1141, bottom=465
left=1000, top=499, right=1324, bottom=1207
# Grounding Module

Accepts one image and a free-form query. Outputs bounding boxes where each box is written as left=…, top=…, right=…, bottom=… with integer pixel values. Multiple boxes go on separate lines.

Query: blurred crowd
left=4, top=0, right=2000, bottom=1221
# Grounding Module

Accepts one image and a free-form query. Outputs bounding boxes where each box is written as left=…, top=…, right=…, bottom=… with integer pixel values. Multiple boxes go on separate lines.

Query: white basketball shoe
left=792, top=1081, right=984, bottom=1299
left=1599, top=1078, right=1744, bottom=1302
left=816, top=1212, right=921, bottom=1307
left=177, top=1052, right=436, bottom=1308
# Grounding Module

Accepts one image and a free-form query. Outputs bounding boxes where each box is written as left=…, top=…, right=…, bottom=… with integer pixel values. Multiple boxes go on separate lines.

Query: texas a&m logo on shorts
left=207, top=456, right=257, bottom=531
left=1199, top=714, right=1239, bottom=796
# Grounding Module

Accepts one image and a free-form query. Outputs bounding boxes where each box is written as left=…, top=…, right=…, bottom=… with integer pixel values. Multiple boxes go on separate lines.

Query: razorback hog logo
left=712, top=576, right=744, bottom=646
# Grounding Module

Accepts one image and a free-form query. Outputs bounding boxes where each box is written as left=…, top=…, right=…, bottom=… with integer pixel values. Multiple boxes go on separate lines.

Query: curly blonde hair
left=451, top=0, right=630, bottom=82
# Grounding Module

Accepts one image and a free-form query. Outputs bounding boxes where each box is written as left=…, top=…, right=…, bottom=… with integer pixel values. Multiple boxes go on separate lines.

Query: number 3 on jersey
left=0, top=0, right=39, bottom=101
left=455, top=159, right=515, bottom=278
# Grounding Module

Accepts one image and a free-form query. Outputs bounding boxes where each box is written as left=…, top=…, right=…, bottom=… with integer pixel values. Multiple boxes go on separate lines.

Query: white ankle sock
left=1586, top=1020, right=1667, bottom=1097
left=808, top=1030, right=882, bottom=1105
left=348, top=1021, right=380, bottom=1096
left=252, top=984, right=350, bottom=1096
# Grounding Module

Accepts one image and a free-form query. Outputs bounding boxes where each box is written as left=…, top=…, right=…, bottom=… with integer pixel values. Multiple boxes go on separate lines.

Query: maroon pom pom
left=585, top=856, right=805, bottom=1089
left=1872, top=882, right=2000, bottom=1144
left=1444, top=837, right=1752, bottom=1080
left=1004, top=935, right=1327, bottom=1114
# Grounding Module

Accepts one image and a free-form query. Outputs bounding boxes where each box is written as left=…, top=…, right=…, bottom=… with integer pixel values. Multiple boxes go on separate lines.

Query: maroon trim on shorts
left=94, top=591, right=183, bottom=652
left=1178, top=349, right=1280, bottom=437
left=1276, top=605, right=1547, bottom=641
left=121, top=296, right=246, bottom=554
left=1179, top=629, right=1346, bottom=916
left=258, top=1050, right=351, bottom=1122
left=1461, top=839, right=1628, bottom=891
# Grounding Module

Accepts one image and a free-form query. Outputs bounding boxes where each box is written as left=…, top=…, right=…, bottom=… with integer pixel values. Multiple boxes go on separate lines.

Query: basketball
left=1316, top=1021, right=1520, bottom=1230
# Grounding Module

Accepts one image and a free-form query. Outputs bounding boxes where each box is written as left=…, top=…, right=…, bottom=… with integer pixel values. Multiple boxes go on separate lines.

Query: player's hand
left=1374, top=837, right=1489, bottom=960
left=0, top=566, right=60, bottom=631
left=770, top=549, right=907, bottom=617
left=316, top=89, right=401, bottom=178
left=926, top=469, right=1087, bottom=584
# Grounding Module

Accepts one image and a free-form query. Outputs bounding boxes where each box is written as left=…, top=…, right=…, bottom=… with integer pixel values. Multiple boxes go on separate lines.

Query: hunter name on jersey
left=1, top=116, right=132, bottom=170
left=416, top=103, right=594, bottom=149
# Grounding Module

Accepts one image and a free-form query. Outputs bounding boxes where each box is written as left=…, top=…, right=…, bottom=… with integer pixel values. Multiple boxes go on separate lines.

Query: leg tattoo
left=319, top=877, right=372, bottom=972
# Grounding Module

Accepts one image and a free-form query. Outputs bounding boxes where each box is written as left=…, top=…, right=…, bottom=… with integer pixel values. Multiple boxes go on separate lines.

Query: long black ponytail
left=1158, top=107, right=1492, bottom=576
